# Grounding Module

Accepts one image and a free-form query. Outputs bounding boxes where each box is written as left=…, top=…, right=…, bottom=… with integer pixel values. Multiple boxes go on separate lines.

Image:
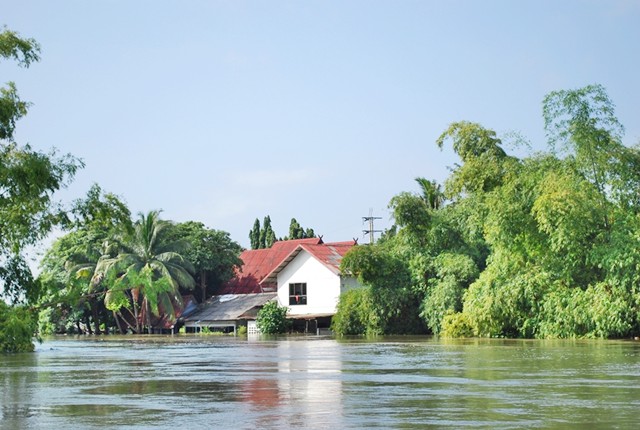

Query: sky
left=2, top=0, right=640, bottom=252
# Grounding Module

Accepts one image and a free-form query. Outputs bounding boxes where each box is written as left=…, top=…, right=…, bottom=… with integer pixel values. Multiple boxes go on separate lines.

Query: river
left=2, top=336, right=640, bottom=429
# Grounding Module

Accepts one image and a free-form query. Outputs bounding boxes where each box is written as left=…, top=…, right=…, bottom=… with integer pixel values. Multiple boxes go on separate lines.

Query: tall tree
left=262, top=215, right=276, bottom=248
left=249, top=218, right=260, bottom=250
left=37, top=185, right=132, bottom=334
left=97, top=211, right=195, bottom=333
left=0, top=27, right=83, bottom=305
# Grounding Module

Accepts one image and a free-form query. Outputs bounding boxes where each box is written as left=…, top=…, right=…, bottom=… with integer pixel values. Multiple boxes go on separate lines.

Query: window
left=289, top=283, right=307, bottom=305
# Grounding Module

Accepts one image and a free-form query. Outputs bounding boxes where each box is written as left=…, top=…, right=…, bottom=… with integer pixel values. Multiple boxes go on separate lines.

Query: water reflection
left=2, top=336, right=640, bottom=428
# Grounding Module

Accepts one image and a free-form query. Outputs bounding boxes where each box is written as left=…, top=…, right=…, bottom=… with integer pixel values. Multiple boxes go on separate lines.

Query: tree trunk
left=113, top=311, right=124, bottom=334
left=90, top=299, right=102, bottom=335
left=131, top=288, right=141, bottom=333
left=144, top=297, right=152, bottom=334
left=201, top=270, right=207, bottom=302
left=85, top=314, right=93, bottom=335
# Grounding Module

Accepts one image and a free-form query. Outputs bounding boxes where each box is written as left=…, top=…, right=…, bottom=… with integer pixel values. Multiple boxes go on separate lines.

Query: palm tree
left=415, top=177, right=444, bottom=210
left=97, top=210, right=195, bottom=333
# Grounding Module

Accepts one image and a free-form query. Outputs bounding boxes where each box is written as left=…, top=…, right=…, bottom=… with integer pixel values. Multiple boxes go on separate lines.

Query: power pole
left=362, top=209, right=382, bottom=245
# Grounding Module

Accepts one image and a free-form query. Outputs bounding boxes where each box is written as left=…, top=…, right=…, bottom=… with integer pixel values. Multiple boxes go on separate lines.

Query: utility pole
left=362, top=209, right=382, bottom=245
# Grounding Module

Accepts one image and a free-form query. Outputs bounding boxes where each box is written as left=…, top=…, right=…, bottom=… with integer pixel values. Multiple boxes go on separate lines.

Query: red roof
left=261, top=241, right=356, bottom=284
left=218, top=238, right=324, bottom=294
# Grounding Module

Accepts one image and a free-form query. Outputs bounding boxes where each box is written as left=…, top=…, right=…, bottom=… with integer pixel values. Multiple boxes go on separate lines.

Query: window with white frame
left=289, top=282, right=307, bottom=305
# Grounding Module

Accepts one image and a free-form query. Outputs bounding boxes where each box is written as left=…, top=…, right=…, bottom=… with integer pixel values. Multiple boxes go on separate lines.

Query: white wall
left=276, top=251, right=341, bottom=315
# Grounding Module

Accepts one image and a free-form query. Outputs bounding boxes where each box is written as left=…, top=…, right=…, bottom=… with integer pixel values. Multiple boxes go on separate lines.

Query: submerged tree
left=37, top=185, right=132, bottom=335
left=97, top=211, right=196, bottom=333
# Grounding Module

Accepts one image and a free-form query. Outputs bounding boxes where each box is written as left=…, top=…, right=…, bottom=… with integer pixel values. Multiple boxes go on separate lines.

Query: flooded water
left=2, top=336, right=640, bottom=429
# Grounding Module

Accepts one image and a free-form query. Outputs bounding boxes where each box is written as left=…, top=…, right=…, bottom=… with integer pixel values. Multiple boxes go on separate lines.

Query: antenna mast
left=362, top=208, right=382, bottom=244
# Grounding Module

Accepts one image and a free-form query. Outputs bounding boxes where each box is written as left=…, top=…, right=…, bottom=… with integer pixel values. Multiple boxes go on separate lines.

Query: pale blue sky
left=3, top=1, right=639, bottom=249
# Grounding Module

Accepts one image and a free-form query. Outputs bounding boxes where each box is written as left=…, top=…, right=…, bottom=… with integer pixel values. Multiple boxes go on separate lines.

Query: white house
left=182, top=238, right=362, bottom=333
left=261, top=240, right=361, bottom=317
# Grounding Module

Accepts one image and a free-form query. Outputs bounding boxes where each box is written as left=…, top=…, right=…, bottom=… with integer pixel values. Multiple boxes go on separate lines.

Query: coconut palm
left=97, top=210, right=195, bottom=333
left=415, top=177, right=444, bottom=210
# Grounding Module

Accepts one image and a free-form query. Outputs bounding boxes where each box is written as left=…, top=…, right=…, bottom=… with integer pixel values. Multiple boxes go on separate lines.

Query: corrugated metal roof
left=183, top=293, right=276, bottom=323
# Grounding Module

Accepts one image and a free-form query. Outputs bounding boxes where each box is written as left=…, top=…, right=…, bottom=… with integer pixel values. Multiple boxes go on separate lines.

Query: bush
left=441, top=312, right=474, bottom=338
left=256, top=301, right=290, bottom=334
left=0, top=302, right=37, bottom=353
left=331, top=287, right=380, bottom=336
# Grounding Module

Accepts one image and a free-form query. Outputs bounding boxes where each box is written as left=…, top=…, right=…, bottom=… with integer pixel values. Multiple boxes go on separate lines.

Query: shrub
left=0, top=302, right=37, bottom=353
left=441, top=312, right=474, bottom=338
left=331, top=287, right=380, bottom=336
left=256, top=301, right=290, bottom=334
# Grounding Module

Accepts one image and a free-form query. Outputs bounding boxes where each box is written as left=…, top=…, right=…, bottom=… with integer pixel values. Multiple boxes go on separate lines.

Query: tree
left=415, top=177, right=444, bottom=210
left=37, top=185, right=132, bottom=334
left=262, top=216, right=276, bottom=248
left=0, top=27, right=82, bottom=351
left=436, top=85, right=640, bottom=339
left=165, top=221, right=242, bottom=302
left=96, top=211, right=195, bottom=333
left=285, top=218, right=316, bottom=240
left=249, top=218, right=260, bottom=250
left=337, top=244, right=425, bottom=335
left=543, top=84, right=640, bottom=218
left=1, top=28, right=83, bottom=303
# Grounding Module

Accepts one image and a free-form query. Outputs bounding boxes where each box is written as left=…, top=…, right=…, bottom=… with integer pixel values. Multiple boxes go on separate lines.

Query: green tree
left=0, top=302, right=36, bottom=352
left=331, top=287, right=379, bottom=336
left=97, top=211, right=196, bottom=333
left=262, top=215, right=277, bottom=248
left=285, top=218, right=316, bottom=240
left=249, top=218, right=260, bottom=250
left=0, top=27, right=83, bottom=303
left=438, top=85, right=640, bottom=339
left=165, top=221, right=242, bottom=302
left=37, top=185, right=132, bottom=334
left=0, top=27, right=82, bottom=351
left=338, top=244, right=425, bottom=335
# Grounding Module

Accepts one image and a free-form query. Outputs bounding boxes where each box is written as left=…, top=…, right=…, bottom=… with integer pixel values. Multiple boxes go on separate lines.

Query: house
left=182, top=237, right=361, bottom=333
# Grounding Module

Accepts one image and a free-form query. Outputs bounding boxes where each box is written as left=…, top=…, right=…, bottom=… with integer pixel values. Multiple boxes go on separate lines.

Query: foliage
left=37, top=185, right=130, bottom=334
left=249, top=218, right=260, bottom=250
left=249, top=215, right=278, bottom=249
left=339, top=244, right=426, bottom=335
left=0, top=302, right=36, bottom=353
left=166, top=221, right=242, bottom=301
left=342, top=84, right=640, bottom=340
left=286, top=217, right=316, bottom=240
left=249, top=215, right=316, bottom=249
left=0, top=28, right=82, bottom=304
left=260, top=215, right=276, bottom=248
left=95, top=211, right=195, bottom=333
left=331, top=287, right=380, bottom=336
left=441, top=312, right=474, bottom=338
left=0, top=27, right=82, bottom=352
left=256, top=301, right=290, bottom=334
left=421, top=253, right=478, bottom=334
left=437, top=85, right=640, bottom=339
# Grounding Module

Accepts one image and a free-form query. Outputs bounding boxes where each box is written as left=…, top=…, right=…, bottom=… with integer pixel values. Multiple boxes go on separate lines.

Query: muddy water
left=2, top=336, right=640, bottom=429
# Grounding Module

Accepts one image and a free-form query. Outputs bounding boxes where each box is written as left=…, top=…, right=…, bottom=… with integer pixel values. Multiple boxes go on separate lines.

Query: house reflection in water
left=239, top=339, right=344, bottom=428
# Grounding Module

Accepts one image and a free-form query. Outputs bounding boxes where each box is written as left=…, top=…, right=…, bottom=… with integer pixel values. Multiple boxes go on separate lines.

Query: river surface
left=2, top=336, right=640, bottom=429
